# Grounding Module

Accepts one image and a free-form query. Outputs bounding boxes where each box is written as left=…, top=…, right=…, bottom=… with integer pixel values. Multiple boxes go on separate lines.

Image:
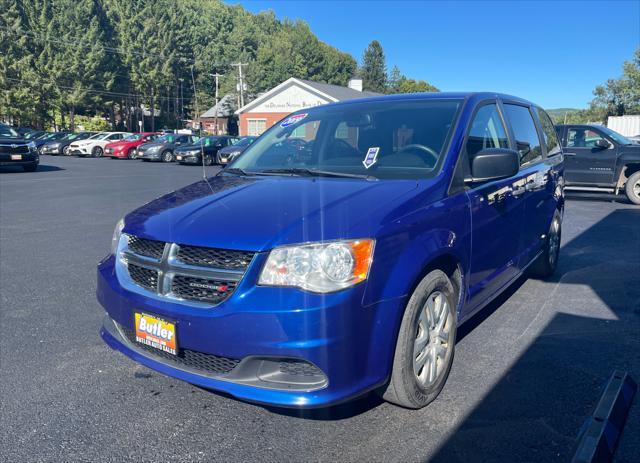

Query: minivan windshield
left=230, top=99, right=462, bottom=179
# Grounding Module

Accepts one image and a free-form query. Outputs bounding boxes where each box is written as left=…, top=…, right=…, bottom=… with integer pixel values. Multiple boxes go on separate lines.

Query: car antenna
left=190, top=65, right=207, bottom=182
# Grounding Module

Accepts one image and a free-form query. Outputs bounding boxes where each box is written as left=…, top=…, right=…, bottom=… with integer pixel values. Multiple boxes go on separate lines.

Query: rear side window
left=503, top=104, right=543, bottom=165
left=465, top=104, right=509, bottom=157
left=534, top=107, right=561, bottom=156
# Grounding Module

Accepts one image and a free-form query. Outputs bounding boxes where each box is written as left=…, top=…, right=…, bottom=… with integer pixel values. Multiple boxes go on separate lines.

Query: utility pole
left=210, top=72, right=223, bottom=135
left=231, top=62, right=248, bottom=109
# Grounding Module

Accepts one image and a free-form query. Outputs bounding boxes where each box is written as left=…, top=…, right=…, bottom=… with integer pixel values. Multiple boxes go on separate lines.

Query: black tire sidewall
left=389, top=270, right=457, bottom=408
left=162, top=151, right=172, bottom=162
left=93, top=147, right=103, bottom=157
left=625, top=172, right=640, bottom=205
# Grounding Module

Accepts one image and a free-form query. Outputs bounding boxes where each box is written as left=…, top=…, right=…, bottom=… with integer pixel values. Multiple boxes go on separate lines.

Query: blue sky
left=230, top=0, right=639, bottom=109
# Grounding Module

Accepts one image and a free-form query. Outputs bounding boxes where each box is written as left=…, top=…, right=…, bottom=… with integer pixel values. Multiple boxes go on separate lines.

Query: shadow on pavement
left=0, top=164, right=65, bottom=173
left=430, top=208, right=640, bottom=462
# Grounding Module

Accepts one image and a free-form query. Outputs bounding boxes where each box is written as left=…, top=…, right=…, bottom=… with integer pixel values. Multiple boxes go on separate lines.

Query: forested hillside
left=0, top=0, right=360, bottom=130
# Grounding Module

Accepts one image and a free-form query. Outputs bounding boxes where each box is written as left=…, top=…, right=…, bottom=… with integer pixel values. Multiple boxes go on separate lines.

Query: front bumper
left=40, top=146, right=61, bottom=155
left=70, top=146, right=92, bottom=156
left=0, top=152, right=39, bottom=166
left=138, top=151, right=161, bottom=161
left=107, top=150, right=127, bottom=158
left=176, top=154, right=200, bottom=164
left=97, top=254, right=402, bottom=408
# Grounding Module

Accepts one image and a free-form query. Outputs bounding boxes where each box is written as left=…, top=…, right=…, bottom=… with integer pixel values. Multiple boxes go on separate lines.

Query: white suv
left=69, top=132, right=132, bottom=157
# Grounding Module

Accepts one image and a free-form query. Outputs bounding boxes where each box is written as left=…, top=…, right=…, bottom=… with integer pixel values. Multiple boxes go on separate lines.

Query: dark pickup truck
left=555, top=124, right=640, bottom=204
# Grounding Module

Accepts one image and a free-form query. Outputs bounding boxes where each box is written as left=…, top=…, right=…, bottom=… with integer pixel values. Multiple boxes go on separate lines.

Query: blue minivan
left=98, top=92, right=564, bottom=409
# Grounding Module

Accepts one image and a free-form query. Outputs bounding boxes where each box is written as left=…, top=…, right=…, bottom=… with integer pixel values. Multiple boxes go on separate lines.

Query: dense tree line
left=554, top=48, right=640, bottom=124
left=0, top=0, right=359, bottom=130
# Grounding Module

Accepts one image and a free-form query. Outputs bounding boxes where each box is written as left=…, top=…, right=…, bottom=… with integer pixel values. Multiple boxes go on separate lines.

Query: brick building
left=235, top=78, right=378, bottom=136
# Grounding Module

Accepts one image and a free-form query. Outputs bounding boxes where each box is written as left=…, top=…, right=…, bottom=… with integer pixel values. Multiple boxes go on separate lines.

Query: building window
left=247, top=119, right=267, bottom=136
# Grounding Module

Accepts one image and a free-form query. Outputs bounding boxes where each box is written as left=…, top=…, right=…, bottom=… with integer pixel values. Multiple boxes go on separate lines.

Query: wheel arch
left=616, top=162, right=640, bottom=190
left=409, top=253, right=465, bottom=321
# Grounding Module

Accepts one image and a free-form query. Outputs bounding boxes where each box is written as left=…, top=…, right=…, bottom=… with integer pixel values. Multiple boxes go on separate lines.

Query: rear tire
left=128, top=149, right=136, bottom=160
left=624, top=171, right=640, bottom=205
left=204, top=154, right=213, bottom=166
left=528, top=210, right=562, bottom=278
left=382, top=270, right=457, bottom=409
left=63, top=146, right=70, bottom=156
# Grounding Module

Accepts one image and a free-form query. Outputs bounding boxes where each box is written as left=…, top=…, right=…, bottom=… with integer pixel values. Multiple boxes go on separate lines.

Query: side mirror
left=595, top=139, right=610, bottom=149
left=468, top=148, right=520, bottom=183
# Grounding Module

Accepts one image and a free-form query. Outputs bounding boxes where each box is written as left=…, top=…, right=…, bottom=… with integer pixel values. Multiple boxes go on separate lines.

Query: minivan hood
left=124, top=175, right=429, bottom=251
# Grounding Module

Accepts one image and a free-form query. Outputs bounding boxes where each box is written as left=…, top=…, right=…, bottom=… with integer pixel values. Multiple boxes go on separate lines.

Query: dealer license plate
left=11, top=154, right=22, bottom=160
left=134, top=312, right=177, bottom=355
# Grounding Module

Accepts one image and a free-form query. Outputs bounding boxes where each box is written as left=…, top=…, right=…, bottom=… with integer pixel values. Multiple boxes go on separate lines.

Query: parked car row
left=32, top=129, right=258, bottom=166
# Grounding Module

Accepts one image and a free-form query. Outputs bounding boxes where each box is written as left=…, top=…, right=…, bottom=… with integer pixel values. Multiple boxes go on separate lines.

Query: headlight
left=111, top=218, right=124, bottom=254
left=28, top=142, right=36, bottom=152
left=258, top=239, right=374, bottom=293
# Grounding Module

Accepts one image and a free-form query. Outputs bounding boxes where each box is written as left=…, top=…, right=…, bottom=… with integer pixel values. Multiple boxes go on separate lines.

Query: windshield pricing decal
left=280, top=113, right=308, bottom=128
left=362, top=147, right=380, bottom=169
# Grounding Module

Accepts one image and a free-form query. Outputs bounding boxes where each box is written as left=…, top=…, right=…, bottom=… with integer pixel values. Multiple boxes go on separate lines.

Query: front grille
left=121, top=234, right=251, bottom=306
left=177, top=245, right=254, bottom=271
left=128, top=236, right=165, bottom=260
left=127, top=263, right=158, bottom=291
left=119, top=325, right=240, bottom=375
left=0, top=143, right=30, bottom=154
left=279, top=359, right=324, bottom=377
left=172, top=275, right=237, bottom=304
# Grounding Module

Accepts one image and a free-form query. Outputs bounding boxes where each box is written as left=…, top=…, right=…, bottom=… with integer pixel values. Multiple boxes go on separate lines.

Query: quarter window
left=465, top=104, right=509, bottom=157
left=533, top=107, right=561, bottom=156
left=503, top=104, right=543, bottom=165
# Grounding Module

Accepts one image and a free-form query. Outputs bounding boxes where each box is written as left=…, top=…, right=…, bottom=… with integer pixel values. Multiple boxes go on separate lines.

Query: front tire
left=528, top=210, right=562, bottom=278
left=625, top=171, right=640, bottom=205
left=382, top=270, right=457, bottom=409
left=161, top=150, right=173, bottom=162
left=92, top=146, right=103, bottom=158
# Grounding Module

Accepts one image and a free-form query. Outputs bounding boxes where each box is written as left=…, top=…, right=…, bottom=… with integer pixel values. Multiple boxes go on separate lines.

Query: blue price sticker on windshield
left=362, top=147, right=380, bottom=169
left=280, top=113, right=308, bottom=128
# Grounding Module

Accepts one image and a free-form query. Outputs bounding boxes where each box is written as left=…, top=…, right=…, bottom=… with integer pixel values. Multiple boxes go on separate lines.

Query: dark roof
left=200, top=95, right=236, bottom=118
left=298, top=79, right=381, bottom=100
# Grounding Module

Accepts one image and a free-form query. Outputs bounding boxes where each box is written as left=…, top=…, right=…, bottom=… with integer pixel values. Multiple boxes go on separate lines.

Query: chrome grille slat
left=176, top=245, right=255, bottom=271
left=119, top=234, right=253, bottom=306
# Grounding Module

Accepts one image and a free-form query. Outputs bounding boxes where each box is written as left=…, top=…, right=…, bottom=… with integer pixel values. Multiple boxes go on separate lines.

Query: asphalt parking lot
left=1, top=156, right=639, bottom=463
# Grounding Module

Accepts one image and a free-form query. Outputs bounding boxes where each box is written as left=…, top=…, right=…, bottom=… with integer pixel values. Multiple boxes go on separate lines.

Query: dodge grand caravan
left=98, top=93, right=564, bottom=409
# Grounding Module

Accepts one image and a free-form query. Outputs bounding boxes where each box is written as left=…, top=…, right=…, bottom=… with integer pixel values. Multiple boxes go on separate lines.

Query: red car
left=105, top=132, right=161, bottom=159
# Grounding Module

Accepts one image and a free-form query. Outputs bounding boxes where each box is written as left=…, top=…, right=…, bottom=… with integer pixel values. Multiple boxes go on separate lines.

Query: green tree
left=361, top=40, right=386, bottom=93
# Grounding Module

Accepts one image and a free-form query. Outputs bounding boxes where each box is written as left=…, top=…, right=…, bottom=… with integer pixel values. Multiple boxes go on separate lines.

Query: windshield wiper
left=260, top=168, right=375, bottom=180
left=219, top=167, right=249, bottom=176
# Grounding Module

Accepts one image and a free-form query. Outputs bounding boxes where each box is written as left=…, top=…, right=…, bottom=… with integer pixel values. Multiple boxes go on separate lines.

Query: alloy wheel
left=413, top=291, right=451, bottom=387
